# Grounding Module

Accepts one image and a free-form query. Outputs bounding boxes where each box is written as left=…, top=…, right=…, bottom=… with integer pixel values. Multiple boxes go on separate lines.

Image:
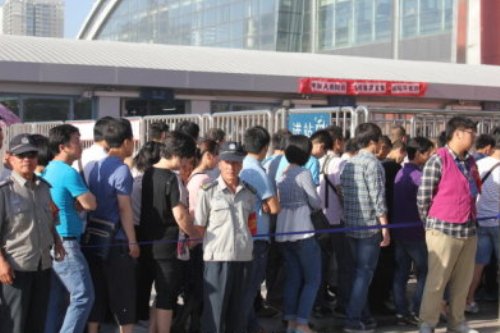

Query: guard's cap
left=9, top=134, right=38, bottom=155
left=219, top=141, right=245, bottom=162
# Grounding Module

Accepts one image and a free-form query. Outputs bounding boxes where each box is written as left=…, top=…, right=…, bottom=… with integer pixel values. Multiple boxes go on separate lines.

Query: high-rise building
left=2, top=0, right=64, bottom=38
left=77, top=0, right=497, bottom=65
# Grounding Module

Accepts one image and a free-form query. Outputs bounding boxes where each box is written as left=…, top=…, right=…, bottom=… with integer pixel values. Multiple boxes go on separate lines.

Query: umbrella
left=0, top=103, right=21, bottom=126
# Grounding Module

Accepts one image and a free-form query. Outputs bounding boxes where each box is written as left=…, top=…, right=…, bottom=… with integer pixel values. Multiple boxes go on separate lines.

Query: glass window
left=401, top=0, right=418, bottom=38
left=375, top=0, right=392, bottom=40
left=335, top=0, right=352, bottom=47
left=23, top=98, right=70, bottom=122
left=420, top=0, right=441, bottom=34
left=74, top=99, right=93, bottom=120
left=355, top=0, right=374, bottom=43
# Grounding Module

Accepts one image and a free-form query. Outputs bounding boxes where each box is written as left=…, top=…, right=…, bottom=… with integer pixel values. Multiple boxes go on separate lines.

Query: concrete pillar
left=96, top=96, right=121, bottom=118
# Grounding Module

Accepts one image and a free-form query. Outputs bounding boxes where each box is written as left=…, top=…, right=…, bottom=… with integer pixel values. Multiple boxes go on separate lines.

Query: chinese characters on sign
left=298, top=78, right=427, bottom=97
left=288, top=113, right=330, bottom=137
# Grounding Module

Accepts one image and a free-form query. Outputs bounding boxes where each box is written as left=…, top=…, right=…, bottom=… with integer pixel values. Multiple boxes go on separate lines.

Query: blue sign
left=288, top=113, right=330, bottom=137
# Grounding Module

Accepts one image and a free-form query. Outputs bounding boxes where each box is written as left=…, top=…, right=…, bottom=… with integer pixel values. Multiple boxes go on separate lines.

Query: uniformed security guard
left=195, top=141, right=258, bottom=333
left=0, top=133, right=65, bottom=333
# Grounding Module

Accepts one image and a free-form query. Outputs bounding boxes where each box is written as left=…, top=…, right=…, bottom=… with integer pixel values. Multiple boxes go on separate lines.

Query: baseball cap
left=219, top=141, right=245, bottom=162
left=9, top=134, right=38, bottom=155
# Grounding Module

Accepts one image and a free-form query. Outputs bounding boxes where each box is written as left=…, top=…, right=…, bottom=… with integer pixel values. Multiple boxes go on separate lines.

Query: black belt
left=62, top=236, right=77, bottom=241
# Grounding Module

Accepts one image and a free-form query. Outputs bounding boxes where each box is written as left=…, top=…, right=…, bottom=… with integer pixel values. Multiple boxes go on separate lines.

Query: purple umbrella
left=0, top=103, right=21, bottom=126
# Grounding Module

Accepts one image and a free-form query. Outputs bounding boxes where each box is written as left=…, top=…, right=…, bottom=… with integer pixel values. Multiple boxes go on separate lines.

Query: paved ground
left=102, top=298, right=499, bottom=332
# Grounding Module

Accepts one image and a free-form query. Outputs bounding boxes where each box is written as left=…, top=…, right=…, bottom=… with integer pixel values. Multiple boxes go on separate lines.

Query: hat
left=9, top=134, right=38, bottom=155
left=219, top=141, right=245, bottom=162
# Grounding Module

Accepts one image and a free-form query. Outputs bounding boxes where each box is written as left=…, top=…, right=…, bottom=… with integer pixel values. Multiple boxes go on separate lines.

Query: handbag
left=309, top=208, right=331, bottom=243
left=81, top=217, right=120, bottom=260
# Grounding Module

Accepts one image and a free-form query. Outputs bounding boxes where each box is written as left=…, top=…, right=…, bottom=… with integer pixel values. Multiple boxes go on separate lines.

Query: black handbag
left=81, top=217, right=120, bottom=260
left=310, top=208, right=331, bottom=242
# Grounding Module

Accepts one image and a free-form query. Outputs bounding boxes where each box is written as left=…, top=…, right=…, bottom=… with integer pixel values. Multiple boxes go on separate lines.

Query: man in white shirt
left=73, top=117, right=113, bottom=182
left=465, top=129, right=500, bottom=314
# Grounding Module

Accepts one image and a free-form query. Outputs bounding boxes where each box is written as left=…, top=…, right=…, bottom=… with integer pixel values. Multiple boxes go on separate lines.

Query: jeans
left=345, top=233, right=381, bottom=327
left=392, top=239, right=428, bottom=316
left=45, top=240, right=95, bottom=333
left=281, top=237, right=321, bottom=325
left=243, top=241, right=269, bottom=333
left=475, top=226, right=500, bottom=265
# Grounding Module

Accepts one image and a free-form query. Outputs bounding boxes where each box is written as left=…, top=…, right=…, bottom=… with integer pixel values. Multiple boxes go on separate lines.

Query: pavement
left=101, top=298, right=499, bottom=333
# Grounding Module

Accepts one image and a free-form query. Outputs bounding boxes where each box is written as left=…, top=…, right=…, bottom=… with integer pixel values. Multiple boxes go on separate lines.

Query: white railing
left=209, top=110, right=274, bottom=142
left=5, top=107, right=500, bottom=150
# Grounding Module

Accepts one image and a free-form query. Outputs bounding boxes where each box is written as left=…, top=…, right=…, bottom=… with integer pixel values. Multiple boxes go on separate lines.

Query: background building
left=78, top=0, right=496, bottom=65
left=2, top=0, right=64, bottom=37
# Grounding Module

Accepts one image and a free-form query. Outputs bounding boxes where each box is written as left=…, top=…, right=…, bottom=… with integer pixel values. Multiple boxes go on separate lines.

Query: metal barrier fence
left=358, top=106, right=500, bottom=139
left=209, top=110, right=273, bottom=142
left=142, top=114, right=206, bottom=145
left=4, top=107, right=500, bottom=152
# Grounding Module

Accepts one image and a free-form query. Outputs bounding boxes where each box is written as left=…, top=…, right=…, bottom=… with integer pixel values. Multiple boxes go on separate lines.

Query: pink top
left=187, top=172, right=212, bottom=216
left=428, top=148, right=479, bottom=223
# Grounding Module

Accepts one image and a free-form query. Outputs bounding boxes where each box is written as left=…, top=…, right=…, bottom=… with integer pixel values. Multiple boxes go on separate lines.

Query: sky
left=64, top=0, right=95, bottom=38
left=0, top=0, right=95, bottom=38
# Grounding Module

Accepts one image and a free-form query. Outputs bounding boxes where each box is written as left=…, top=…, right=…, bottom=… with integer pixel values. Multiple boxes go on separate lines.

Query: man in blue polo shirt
left=86, top=118, right=140, bottom=333
left=43, top=124, right=97, bottom=333
left=240, top=126, right=280, bottom=333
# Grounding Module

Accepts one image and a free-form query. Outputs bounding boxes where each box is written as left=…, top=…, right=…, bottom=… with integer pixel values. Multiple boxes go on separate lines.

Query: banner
left=298, top=78, right=427, bottom=97
left=288, top=112, right=330, bottom=136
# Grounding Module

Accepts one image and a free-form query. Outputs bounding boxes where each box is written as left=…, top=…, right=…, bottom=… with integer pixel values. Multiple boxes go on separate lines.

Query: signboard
left=288, top=113, right=330, bottom=137
left=298, top=78, right=427, bottom=97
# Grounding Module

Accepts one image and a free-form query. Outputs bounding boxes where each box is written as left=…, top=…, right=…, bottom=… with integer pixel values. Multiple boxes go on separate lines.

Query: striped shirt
left=417, top=147, right=477, bottom=238
left=340, top=149, right=387, bottom=238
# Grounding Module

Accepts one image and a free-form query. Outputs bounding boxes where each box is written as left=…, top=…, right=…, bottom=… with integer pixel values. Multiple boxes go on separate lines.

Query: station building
left=1, top=34, right=500, bottom=123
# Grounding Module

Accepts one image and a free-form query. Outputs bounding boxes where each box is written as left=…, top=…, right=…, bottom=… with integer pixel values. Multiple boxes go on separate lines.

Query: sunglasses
left=15, top=152, right=38, bottom=159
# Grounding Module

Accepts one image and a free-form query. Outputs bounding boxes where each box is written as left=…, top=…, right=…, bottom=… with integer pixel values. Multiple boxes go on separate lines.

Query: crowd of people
left=0, top=115, right=498, bottom=333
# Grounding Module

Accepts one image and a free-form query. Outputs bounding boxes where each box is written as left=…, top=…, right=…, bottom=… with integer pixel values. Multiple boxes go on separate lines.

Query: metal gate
left=209, top=110, right=273, bottom=142
left=357, top=106, right=500, bottom=139
left=142, top=114, right=206, bottom=143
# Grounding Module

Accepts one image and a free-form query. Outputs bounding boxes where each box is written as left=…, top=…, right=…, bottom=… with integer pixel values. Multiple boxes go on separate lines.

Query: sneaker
left=447, top=323, right=479, bottom=333
left=313, top=305, right=334, bottom=318
left=343, top=322, right=374, bottom=333
left=256, top=304, right=280, bottom=318
left=465, top=302, right=479, bottom=314
left=419, top=322, right=435, bottom=333
left=396, top=313, right=419, bottom=326
left=362, top=318, right=377, bottom=330
left=334, top=305, right=347, bottom=318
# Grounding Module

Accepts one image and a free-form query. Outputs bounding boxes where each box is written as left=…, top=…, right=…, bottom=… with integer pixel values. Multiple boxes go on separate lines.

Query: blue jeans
left=45, top=240, right=95, bottom=333
left=345, top=233, right=381, bottom=326
left=243, top=241, right=269, bottom=333
left=475, top=226, right=500, bottom=265
left=392, top=239, right=428, bottom=316
left=281, top=237, right=321, bottom=325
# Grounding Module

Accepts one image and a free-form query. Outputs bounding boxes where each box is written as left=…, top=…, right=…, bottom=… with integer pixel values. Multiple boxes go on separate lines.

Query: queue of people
left=0, top=116, right=498, bottom=333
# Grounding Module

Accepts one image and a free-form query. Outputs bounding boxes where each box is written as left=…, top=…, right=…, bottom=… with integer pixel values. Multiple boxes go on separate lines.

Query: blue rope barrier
left=80, top=213, right=500, bottom=249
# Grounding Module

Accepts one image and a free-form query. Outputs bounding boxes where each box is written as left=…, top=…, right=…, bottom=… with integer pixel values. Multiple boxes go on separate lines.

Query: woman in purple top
left=391, top=137, right=434, bottom=325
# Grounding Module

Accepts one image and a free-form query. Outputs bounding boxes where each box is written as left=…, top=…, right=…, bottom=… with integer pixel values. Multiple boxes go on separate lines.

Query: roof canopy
left=0, top=35, right=499, bottom=101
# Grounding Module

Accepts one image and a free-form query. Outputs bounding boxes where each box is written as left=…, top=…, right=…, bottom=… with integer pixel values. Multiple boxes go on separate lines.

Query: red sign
left=298, top=78, right=427, bottom=97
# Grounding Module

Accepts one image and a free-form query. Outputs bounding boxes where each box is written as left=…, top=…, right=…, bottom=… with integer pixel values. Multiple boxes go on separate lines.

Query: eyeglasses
left=15, top=152, right=38, bottom=159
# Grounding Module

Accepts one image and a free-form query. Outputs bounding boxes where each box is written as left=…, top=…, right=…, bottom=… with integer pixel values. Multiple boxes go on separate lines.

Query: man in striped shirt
left=340, top=122, right=389, bottom=333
